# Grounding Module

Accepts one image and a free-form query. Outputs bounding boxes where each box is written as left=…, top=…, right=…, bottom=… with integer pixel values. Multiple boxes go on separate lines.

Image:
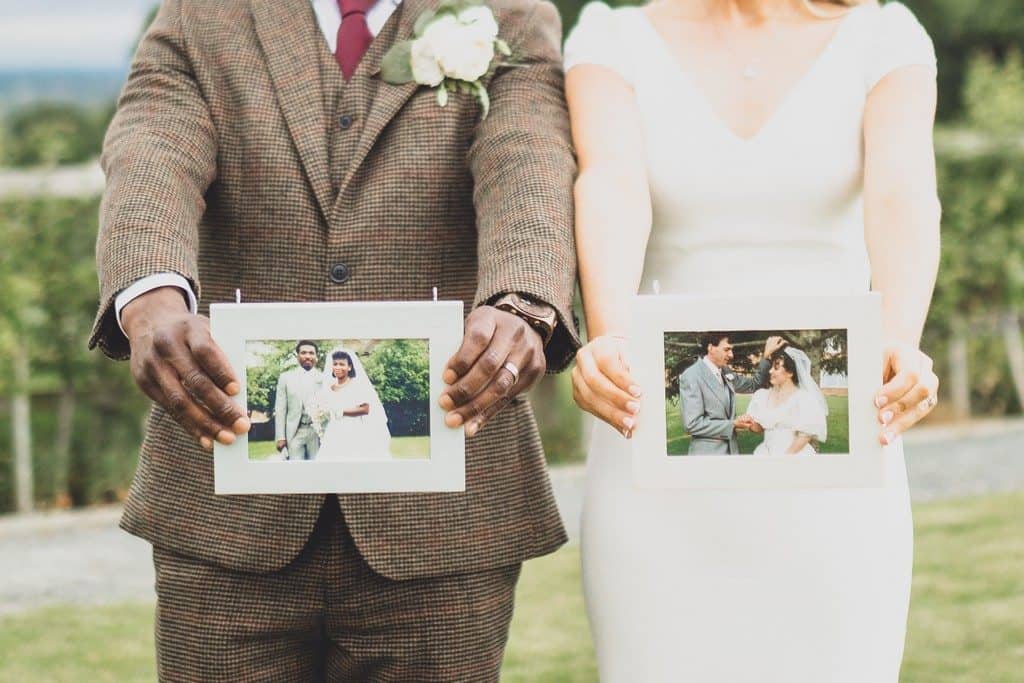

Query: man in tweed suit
left=90, top=0, right=578, bottom=679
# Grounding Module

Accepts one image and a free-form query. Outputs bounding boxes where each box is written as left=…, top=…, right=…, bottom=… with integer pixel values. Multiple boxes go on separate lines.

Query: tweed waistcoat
left=90, top=0, right=578, bottom=579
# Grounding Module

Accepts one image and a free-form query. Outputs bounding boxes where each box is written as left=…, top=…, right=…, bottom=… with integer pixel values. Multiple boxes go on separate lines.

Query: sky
left=0, top=0, right=156, bottom=70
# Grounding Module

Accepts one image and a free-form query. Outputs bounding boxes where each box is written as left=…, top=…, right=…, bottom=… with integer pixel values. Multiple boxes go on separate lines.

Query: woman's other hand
left=572, top=336, right=642, bottom=438
left=875, top=342, right=939, bottom=445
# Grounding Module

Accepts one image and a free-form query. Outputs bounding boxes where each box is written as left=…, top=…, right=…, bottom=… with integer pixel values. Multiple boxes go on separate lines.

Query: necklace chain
left=709, top=16, right=785, bottom=81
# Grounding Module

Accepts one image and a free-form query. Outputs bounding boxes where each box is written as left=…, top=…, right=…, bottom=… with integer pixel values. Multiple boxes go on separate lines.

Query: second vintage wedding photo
left=664, top=329, right=850, bottom=456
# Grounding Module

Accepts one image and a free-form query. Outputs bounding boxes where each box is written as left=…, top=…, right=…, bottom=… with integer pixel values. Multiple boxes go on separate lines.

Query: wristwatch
left=491, top=292, right=558, bottom=347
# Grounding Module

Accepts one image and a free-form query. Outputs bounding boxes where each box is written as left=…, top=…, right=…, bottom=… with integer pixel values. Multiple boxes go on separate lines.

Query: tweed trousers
left=153, top=496, right=521, bottom=682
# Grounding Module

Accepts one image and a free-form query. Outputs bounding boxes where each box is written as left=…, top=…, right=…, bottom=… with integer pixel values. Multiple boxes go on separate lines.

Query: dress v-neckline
left=632, top=5, right=866, bottom=143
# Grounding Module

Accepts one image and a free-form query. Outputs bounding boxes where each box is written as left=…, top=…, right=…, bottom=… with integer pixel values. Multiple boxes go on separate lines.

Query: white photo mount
left=211, top=300, right=465, bottom=494
left=630, top=293, right=885, bottom=490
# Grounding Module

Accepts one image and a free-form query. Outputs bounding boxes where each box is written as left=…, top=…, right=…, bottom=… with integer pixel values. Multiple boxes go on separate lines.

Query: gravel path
left=3, top=418, right=1023, bottom=617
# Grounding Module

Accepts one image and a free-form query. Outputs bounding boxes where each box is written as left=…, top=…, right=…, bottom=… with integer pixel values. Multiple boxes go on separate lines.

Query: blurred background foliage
left=1, top=0, right=1023, bottom=511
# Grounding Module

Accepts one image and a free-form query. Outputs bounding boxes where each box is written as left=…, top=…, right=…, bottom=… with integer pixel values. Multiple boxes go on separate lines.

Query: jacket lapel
left=251, top=0, right=333, bottom=223
left=698, top=361, right=731, bottom=415
left=336, top=0, right=436, bottom=201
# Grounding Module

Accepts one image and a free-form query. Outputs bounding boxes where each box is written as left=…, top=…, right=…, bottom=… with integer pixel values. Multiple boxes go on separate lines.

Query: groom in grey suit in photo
left=679, top=333, right=785, bottom=455
left=274, top=340, right=323, bottom=460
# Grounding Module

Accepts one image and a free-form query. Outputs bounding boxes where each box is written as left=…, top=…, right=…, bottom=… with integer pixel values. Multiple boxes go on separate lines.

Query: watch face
left=515, top=294, right=543, bottom=314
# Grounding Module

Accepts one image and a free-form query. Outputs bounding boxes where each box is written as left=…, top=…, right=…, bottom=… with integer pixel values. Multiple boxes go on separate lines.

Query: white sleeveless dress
left=564, top=3, right=937, bottom=681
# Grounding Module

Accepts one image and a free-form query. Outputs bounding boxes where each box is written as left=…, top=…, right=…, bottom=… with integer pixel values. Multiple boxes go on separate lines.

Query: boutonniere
left=380, top=0, right=513, bottom=118
left=724, top=373, right=736, bottom=383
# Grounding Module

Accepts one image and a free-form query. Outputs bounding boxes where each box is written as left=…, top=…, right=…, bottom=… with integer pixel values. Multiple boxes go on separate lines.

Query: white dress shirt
left=114, top=0, right=403, bottom=335
left=703, top=355, right=725, bottom=385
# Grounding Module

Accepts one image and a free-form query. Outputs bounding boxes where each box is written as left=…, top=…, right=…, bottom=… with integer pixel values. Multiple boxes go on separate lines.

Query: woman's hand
left=572, top=336, right=642, bottom=438
left=875, top=342, right=939, bottom=446
left=744, top=416, right=764, bottom=434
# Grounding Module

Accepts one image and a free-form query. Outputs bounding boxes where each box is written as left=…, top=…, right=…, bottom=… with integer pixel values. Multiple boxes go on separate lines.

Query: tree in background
left=963, top=47, right=1024, bottom=136
left=1, top=104, right=107, bottom=167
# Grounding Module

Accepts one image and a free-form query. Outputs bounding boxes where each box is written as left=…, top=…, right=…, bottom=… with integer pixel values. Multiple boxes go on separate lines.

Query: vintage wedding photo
left=665, top=329, right=850, bottom=456
left=245, top=338, right=430, bottom=462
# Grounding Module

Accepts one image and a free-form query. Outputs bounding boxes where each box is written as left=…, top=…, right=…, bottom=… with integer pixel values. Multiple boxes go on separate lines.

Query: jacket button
left=329, top=263, right=350, bottom=284
left=339, top=114, right=353, bottom=130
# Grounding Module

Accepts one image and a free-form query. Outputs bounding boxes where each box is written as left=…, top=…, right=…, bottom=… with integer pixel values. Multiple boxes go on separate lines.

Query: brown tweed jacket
left=90, top=0, right=579, bottom=579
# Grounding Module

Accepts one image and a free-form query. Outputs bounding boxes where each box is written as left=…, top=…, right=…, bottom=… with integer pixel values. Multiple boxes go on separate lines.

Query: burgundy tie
left=336, top=0, right=374, bottom=80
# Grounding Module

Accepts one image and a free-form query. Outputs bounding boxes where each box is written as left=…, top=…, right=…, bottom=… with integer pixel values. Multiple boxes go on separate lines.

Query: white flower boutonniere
left=725, top=373, right=736, bottom=383
left=380, top=0, right=513, bottom=118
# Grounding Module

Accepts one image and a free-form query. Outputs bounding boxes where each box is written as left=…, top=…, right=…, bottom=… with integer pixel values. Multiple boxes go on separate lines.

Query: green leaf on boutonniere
left=495, top=38, right=512, bottom=57
left=413, top=9, right=436, bottom=37
left=437, top=0, right=483, bottom=13
left=437, top=83, right=449, bottom=107
left=475, top=81, right=490, bottom=119
left=381, top=41, right=414, bottom=84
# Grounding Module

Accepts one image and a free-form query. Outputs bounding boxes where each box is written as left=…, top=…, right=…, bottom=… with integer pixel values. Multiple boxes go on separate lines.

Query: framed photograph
left=210, top=300, right=465, bottom=494
left=630, top=294, right=885, bottom=489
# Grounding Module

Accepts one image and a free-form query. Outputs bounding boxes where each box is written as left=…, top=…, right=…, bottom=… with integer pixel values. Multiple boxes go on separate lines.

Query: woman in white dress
left=308, top=348, right=392, bottom=461
left=744, top=347, right=829, bottom=455
left=564, top=0, right=941, bottom=680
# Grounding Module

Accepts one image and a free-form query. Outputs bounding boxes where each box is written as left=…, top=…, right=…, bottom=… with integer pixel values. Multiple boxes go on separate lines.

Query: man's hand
left=439, top=306, right=546, bottom=437
left=734, top=415, right=755, bottom=432
left=276, top=439, right=287, bottom=452
left=763, top=336, right=787, bottom=358
left=122, top=287, right=250, bottom=451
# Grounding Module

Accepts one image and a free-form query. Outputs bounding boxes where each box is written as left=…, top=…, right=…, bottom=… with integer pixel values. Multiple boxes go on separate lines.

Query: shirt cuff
left=114, top=273, right=198, bottom=337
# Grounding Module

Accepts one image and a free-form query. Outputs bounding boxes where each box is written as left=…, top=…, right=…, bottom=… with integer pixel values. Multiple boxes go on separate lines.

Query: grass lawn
left=248, top=435, right=430, bottom=461
left=666, top=394, right=850, bottom=455
left=2, top=492, right=1021, bottom=682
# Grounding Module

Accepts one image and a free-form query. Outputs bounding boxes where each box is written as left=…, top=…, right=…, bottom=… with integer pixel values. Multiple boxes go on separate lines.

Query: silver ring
left=920, top=394, right=938, bottom=411
left=502, top=361, right=520, bottom=385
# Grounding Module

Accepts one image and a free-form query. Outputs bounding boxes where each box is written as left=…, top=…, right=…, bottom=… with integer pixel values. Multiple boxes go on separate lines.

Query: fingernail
left=225, top=382, right=240, bottom=396
left=217, top=430, right=235, bottom=445
left=629, top=385, right=642, bottom=398
left=627, top=401, right=640, bottom=414
left=875, top=396, right=888, bottom=408
left=466, top=421, right=480, bottom=437
left=200, top=436, right=213, bottom=450
left=622, top=416, right=635, bottom=430
left=881, top=430, right=894, bottom=446
left=442, top=370, right=457, bottom=385
left=233, top=417, right=251, bottom=433
left=445, top=412, right=464, bottom=428
left=881, top=410, right=893, bottom=425
left=439, top=394, right=454, bottom=411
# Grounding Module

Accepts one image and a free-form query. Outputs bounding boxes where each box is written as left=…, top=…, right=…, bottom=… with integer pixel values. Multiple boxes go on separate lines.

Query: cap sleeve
left=563, top=2, right=633, bottom=86
left=865, top=2, right=937, bottom=92
left=746, top=389, right=770, bottom=425
left=794, top=391, right=829, bottom=443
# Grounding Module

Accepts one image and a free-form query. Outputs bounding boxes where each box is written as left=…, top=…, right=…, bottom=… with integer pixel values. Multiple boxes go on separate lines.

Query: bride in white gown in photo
left=308, top=347, right=392, bottom=461
left=745, top=347, right=829, bottom=455
left=564, top=0, right=941, bottom=680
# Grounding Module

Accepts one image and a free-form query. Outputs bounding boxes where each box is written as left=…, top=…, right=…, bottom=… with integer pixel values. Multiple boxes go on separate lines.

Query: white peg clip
left=432, top=286, right=439, bottom=302
left=235, top=288, right=241, bottom=304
